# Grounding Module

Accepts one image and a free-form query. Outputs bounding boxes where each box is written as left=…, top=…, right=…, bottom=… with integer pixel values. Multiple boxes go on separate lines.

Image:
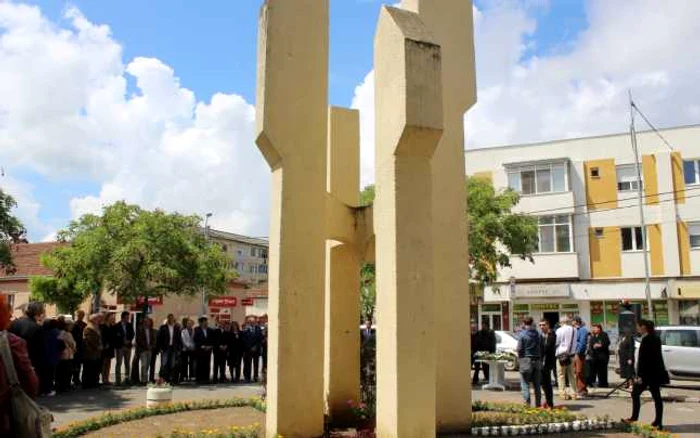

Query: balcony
left=499, top=252, right=579, bottom=281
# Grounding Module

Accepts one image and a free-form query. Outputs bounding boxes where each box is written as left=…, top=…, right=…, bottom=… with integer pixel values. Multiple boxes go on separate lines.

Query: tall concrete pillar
left=402, top=0, right=477, bottom=432
left=255, top=1, right=328, bottom=436
left=374, top=7, right=443, bottom=437
left=324, top=107, right=361, bottom=423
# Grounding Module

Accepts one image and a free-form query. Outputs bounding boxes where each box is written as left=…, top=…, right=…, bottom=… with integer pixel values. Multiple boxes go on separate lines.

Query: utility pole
left=201, top=212, right=213, bottom=317
left=629, top=90, right=655, bottom=323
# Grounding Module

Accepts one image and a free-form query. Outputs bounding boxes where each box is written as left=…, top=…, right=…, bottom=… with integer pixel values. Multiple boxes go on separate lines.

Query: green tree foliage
left=0, top=189, right=26, bottom=274
left=40, top=201, right=232, bottom=312
left=466, top=175, right=538, bottom=285
left=359, top=186, right=376, bottom=323
left=29, top=276, right=84, bottom=315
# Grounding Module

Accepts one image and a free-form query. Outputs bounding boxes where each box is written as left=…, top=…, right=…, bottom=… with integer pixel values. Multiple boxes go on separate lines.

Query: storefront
left=673, top=281, right=700, bottom=325
left=589, top=300, right=669, bottom=345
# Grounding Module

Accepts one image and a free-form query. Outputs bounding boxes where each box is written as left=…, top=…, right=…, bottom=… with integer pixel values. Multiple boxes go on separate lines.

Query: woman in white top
left=180, top=319, right=196, bottom=382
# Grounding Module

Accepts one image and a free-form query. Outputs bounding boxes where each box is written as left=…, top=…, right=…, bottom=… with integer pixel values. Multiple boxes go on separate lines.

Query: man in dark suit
left=242, top=318, right=263, bottom=383
left=212, top=320, right=229, bottom=383
left=539, top=319, right=557, bottom=408
left=71, top=310, right=87, bottom=387
left=472, top=322, right=497, bottom=384
left=193, top=317, right=214, bottom=384
left=156, top=313, right=182, bottom=383
left=114, top=311, right=135, bottom=385
left=625, top=319, right=668, bottom=430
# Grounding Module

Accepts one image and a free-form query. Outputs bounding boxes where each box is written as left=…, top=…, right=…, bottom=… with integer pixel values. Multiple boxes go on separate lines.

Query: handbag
left=557, top=353, right=571, bottom=366
left=0, top=332, right=53, bottom=438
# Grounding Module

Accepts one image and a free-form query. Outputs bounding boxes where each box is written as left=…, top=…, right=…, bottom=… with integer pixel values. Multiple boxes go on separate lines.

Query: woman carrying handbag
left=0, top=295, right=51, bottom=437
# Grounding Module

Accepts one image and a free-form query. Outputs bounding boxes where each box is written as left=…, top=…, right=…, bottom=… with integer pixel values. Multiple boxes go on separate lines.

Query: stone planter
left=146, top=386, right=173, bottom=408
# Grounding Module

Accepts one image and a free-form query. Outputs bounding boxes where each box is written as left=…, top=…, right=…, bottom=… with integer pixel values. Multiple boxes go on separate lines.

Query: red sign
left=241, top=297, right=255, bottom=306
left=209, top=297, right=237, bottom=307
left=117, top=295, right=163, bottom=306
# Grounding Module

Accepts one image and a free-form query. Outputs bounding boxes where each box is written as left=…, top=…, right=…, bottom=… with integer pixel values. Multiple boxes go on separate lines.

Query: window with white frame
left=537, top=215, right=572, bottom=253
left=616, top=165, right=642, bottom=192
left=689, top=222, right=700, bottom=249
left=621, top=227, right=645, bottom=251
left=507, top=162, right=567, bottom=195
left=684, top=160, right=700, bottom=185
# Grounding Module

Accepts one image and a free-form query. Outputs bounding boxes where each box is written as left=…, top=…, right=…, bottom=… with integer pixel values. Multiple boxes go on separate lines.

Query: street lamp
left=201, top=213, right=213, bottom=316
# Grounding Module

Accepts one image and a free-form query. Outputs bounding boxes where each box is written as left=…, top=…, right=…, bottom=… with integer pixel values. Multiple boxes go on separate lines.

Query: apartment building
left=465, top=124, right=700, bottom=344
left=207, top=228, right=269, bottom=285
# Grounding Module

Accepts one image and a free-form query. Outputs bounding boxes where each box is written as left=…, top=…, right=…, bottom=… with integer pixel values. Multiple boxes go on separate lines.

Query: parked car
left=495, top=330, right=519, bottom=371
left=635, top=326, right=700, bottom=382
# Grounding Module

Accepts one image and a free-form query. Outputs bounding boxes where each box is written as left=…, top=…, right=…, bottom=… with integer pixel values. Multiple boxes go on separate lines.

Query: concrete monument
left=255, top=1, right=476, bottom=436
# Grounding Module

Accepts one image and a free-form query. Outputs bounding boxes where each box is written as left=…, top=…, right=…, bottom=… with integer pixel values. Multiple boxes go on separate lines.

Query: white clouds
left=0, top=3, right=269, bottom=237
left=352, top=0, right=700, bottom=186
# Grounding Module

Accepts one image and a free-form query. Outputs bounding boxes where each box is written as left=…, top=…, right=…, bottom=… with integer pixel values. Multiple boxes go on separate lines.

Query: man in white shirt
left=156, top=313, right=182, bottom=383
left=555, top=316, right=578, bottom=400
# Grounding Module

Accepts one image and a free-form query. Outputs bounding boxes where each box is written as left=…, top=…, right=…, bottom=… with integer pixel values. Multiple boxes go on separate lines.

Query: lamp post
left=201, top=213, right=213, bottom=317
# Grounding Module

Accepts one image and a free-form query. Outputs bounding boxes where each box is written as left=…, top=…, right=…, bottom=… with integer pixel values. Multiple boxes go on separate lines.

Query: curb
left=587, top=391, right=700, bottom=403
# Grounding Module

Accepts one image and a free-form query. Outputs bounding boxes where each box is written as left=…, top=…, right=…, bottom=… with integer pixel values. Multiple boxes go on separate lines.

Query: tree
left=0, top=189, right=26, bottom=274
left=29, top=276, right=84, bottom=315
left=359, top=186, right=376, bottom=324
left=466, top=175, right=538, bottom=286
left=41, top=201, right=232, bottom=313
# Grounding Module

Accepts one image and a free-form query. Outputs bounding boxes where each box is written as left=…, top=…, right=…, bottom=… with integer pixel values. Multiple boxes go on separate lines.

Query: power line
left=515, top=184, right=700, bottom=216
left=630, top=100, right=675, bottom=152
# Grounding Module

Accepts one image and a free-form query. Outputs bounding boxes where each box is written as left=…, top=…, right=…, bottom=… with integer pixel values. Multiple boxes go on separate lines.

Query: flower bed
left=622, top=422, right=675, bottom=438
left=53, top=398, right=266, bottom=438
left=473, top=351, right=517, bottom=362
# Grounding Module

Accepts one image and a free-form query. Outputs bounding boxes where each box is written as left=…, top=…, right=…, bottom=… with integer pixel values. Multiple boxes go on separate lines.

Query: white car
left=635, top=326, right=700, bottom=382
left=495, top=330, right=519, bottom=371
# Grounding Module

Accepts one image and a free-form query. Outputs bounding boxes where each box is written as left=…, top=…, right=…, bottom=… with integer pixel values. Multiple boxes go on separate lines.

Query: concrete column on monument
left=255, top=1, right=328, bottom=436
left=324, top=107, right=361, bottom=423
left=402, top=0, right=477, bottom=432
left=374, top=6, right=443, bottom=438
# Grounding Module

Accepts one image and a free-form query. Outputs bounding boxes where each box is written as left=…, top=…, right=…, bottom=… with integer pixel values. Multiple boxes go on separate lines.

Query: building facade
left=207, top=228, right=268, bottom=286
left=466, top=124, right=700, bottom=345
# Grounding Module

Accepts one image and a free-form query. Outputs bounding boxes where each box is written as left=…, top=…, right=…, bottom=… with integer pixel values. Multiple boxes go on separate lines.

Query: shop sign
left=561, top=303, right=579, bottom=310
left=209, top=296, right=237, bottom=307
left=241, top=297, right=255, bottom=306
left=674, top=282, right=700, bottom=299
left=530, top=303, right=559, bottom=311
left=482, top=304, right=501, bottom=312
left=118, top=295, right=163, bottom=306
left=514, top=284, right=570, bottom=298
left=513, top=304, right=529, bottom=312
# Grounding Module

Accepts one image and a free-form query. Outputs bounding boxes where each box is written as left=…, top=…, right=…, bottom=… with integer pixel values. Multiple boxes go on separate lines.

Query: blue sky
left=2, top=0, right=699, bottom=240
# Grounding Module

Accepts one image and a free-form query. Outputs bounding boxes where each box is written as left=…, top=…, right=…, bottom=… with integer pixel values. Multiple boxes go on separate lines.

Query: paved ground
left=44, top=369, right=700, bottom=436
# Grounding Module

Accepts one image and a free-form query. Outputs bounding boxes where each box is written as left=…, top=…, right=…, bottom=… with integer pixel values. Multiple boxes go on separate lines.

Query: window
left=662, top=330, right=699, bottom=348
left=621, top=227, right=645, bottom=251
left=537, top=215, right=572, bottom=253
left=684, top=160, right=700, bottom=185
left=689, top=222, right=700, bottom=249
left=258, top=265, right=268, bottom=274
left=507, top=162, right=568, bottom=195
left=236, top=249, right=243, bottom=256
left=616, top=165, right=642, bottom=192
left=590, top=167, right=600, bottom=178
left=249, top=264, right=256, bottom=273
left=594, top=228, right=604, bottom=238
left=250, top=247, right=256, bottom=257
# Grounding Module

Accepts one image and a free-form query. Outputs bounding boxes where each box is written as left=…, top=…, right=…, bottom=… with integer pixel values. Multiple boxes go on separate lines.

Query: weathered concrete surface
left=324, top=107, right=361, bottom=423
left=402, top=0, right=477, bottom=432
left=255, top=1, right=329, bottom=436
left=374, top=6, right=443, bottom=437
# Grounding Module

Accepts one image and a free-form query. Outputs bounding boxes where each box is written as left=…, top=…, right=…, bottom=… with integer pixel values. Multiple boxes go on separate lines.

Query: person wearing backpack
left=0, top=295, right=41, bottom=436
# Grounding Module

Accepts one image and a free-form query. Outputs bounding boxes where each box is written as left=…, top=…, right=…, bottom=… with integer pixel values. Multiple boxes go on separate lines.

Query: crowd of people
left=512, top=315, right=667, bottom=429
left=5, top=301, right=268, bottom=397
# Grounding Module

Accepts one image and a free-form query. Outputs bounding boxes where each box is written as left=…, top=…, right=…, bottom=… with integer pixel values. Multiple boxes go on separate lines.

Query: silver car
left=655, top=326, right=700, bottom=382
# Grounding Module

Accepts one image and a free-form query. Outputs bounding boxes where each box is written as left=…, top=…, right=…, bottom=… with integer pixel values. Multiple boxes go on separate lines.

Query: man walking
left=572, top=316, right=589, bottom=397
left=555, top=316, right=578, bottom=400
left=516, top=316, right=542, bottom=407
left=472, top=322, right=496, bottom=384
left=114, top=311, right=135, bottom=385
left=156, top=314, right=182, bottom=383
left=539, top=319, right=557, bottom=408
